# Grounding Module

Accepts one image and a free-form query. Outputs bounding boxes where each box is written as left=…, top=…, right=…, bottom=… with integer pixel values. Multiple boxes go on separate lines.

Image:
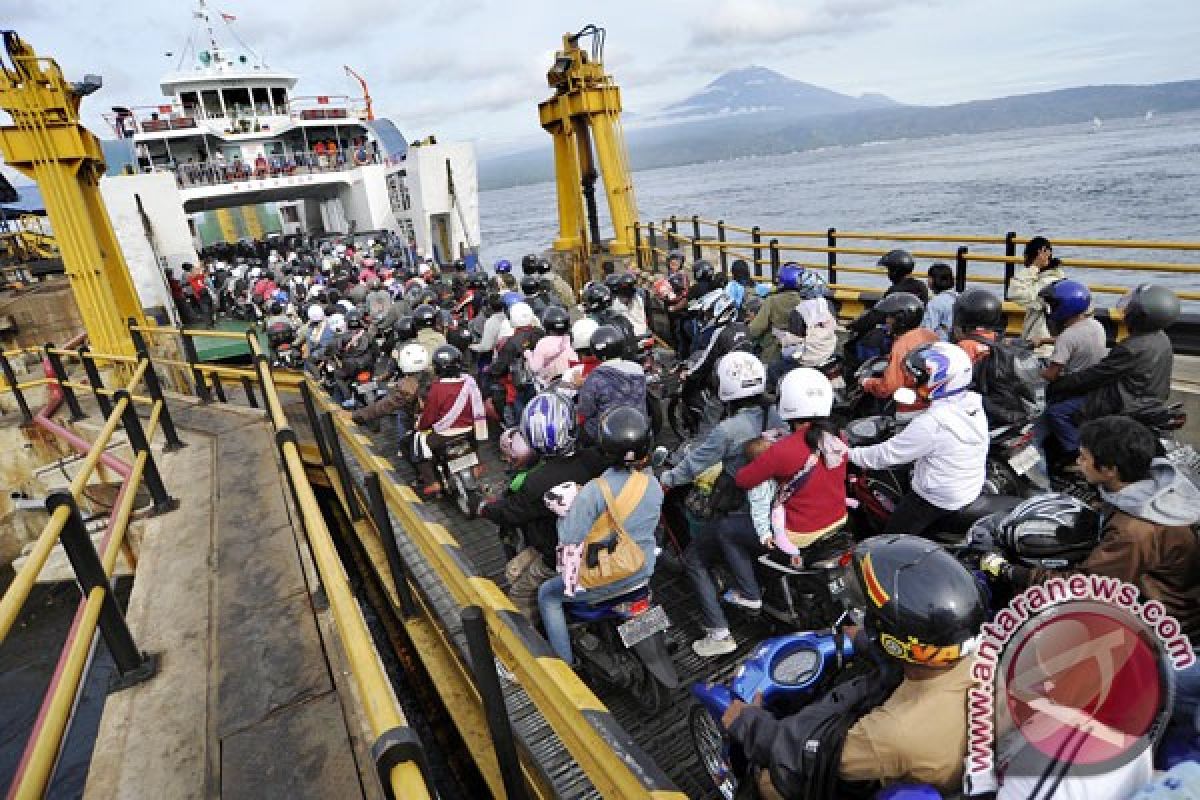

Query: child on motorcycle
left=724, top=535, right=983, bottom=798
left=849, top=342, right=988, bottom=537
left=525, top=306, right=577, bottom=390
left=536, top=406, right=662, bottom=665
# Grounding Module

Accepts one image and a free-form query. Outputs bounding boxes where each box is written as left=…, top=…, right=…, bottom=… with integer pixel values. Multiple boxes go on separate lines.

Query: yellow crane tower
left=539, top=25, right=638, bottom=287
left=0, top=31, right=146, bottom=358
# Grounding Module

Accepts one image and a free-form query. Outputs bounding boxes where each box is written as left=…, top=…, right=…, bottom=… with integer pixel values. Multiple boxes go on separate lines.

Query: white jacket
left=849, top=392, right=988, bottom=511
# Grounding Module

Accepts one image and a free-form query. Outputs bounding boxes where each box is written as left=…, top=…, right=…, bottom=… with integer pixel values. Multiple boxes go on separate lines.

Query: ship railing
left=288, top=94, right=369, bottom=122
left=173, top=146, right=382, bottom=189
left=629, top=216, right=1200, bottom=302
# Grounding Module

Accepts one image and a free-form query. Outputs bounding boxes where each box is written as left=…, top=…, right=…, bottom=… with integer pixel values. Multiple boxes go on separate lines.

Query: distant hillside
left=481, top=75, right=1200, bottom=189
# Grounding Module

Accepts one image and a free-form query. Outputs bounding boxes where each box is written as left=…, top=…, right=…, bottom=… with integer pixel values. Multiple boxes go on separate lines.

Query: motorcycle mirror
left=650, top=446, right=670, bottom=469
left=892, top=387, right=918, bottom=406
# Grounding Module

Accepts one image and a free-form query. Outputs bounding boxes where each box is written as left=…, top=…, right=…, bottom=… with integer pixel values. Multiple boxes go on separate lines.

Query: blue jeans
left=717, top=516, right=766, bottom=602
left=1174, top=654, right=1200, bottom=734
left=537, top=574, right=575, bottom=664
left=683, top=510, right=752, bottom=631
left=394, top=410, right=411, bottom=443
left=1036, top=395, right=1086, bottom=460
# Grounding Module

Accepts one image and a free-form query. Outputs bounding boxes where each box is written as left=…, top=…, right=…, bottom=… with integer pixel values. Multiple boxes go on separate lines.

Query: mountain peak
left=666, top=67, right=896, bottom=118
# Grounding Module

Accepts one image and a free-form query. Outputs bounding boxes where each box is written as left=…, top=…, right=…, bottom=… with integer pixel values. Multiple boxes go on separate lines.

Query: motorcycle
left=748, top=530, right=857, bottom=632
left=429, top=431, right=485, bottom=518
left=689, top=627, right=858, bottom=800
left=981, top=418, right=1050, bottom=497
left=565, top=582, right=680, bottom=712
left=266, top=321, right=301, bottom=370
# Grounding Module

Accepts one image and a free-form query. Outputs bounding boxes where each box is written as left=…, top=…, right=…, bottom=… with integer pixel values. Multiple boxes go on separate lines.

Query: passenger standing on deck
left=1008, top=236, right=1066, bottom=357
left=920, top=263, right=958, bottom=341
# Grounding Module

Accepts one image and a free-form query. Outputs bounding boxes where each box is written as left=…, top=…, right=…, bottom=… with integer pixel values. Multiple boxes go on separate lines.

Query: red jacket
left=417, top=378, right=475, bottom=432
left=187, top=274, right=207, bottom=297
left=735, top=425, right=847, bottom=539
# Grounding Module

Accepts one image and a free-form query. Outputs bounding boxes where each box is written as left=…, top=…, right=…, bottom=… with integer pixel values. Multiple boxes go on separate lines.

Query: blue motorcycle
left=565, top=583, right=680, bottom=712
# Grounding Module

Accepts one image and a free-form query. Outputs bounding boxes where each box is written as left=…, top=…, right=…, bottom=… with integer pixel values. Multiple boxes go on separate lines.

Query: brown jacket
left=351, top=372, right=430, bottom=425
left=1025, top=509, right=1200, bottom=640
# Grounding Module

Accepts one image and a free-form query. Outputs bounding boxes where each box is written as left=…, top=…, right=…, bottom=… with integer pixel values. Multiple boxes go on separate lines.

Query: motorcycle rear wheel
left=689, top=704, right=737, bottom=800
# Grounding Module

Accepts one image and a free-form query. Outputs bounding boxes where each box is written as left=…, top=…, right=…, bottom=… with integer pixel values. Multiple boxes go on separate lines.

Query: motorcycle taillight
left=356, top=371, right=371, bottom=382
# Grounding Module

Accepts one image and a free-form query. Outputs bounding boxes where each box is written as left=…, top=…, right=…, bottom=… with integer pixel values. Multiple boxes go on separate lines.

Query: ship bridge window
left=180, top=91, right=199, bottom=112
left=222, top=87, right=252, bottom=115
left=201, top=89, right=222, bottom=117
left=271, top=87, right=288, bottom=115
left=252, top=87, right=270, bottom=114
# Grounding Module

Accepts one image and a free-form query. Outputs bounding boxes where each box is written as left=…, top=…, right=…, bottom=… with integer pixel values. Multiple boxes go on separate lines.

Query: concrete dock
left=84, top=399, right=375, bottom=800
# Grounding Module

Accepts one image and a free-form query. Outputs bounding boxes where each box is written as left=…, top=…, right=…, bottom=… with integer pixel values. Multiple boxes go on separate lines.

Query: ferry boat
left=95, top=1, right=480, bottom=319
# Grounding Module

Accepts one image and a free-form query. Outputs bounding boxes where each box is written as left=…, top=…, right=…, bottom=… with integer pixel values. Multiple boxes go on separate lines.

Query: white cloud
left=691, top=0, right=926, bottom=45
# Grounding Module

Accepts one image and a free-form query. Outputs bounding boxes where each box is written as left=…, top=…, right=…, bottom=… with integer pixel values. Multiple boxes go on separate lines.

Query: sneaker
left=692, top=633, right=737, bottom=658
left=722, top=589, right=763, bottom=611
left=420, top=482, right=443, bottom=498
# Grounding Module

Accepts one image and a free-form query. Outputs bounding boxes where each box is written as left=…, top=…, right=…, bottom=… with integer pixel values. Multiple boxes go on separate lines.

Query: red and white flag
left=220, top=11, right=237, bottom=21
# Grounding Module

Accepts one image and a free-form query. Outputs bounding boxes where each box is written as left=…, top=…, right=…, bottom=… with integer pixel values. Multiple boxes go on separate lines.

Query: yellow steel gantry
left=539, top=25, right=638, bottom=282
left=0, top=31, right=146, bottom=357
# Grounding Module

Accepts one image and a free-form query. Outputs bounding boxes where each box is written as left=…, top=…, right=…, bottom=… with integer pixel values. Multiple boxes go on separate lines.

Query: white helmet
left=690, top=289, right=736, bottom=327
left=508, top=301, right=536, bottom=329
left=329, top=313, right=347, bottom=334
left=716, top=351, right=766, bottom=402
left=543, top=481, right=580, bottom=518
left=571, top=317, right=599, bottom=351
left=778, top=368, right=834, bottom=421
left=307, top=305, right=325, bottom=323
left=397, top=343, right=430, bottom=374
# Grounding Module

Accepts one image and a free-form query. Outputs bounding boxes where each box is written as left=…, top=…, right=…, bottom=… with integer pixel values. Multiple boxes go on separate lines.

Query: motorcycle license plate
left=448, top=452, right=479, bottom=472
left=617, top=605, right=670, bottom=648
left=356, top=381, right=376, bottom=393
left=1009, top=446, right=1041, bottom=476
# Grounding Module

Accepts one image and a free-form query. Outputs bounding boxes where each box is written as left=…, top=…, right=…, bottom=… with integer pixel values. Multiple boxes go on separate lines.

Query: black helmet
left=590, top=324, right=626, bottom=361
left=394, top=315, right=416, bottom=341
left=873, top=291, right=925, bottom=335
left=542, top=305, right=570, bottom=335
left=668, top=272, right=688, bottom=294
left=953, top=287, right=1004, bottom=334
left=452, top=258, right=467, bottom=272
left=1119, top=284, right=1180, bottom=334
left=487, top=291, right=505, bottom=313
left=520, top=274, right=541, bottom=295
left=467, top=272, right=488, bottom=289
left=850, top=534, right=986, bottom=666
left=878, top=249, right=916, bottom=283
left=346, top=308, right=364, bottom=329
left=431, top=345, right=464, bottom=377
left=693, top=259, right=715, bottom=282
left=521, top=254, right=538, bottom=271
left=597, top=405, right=653, bottom=466
left=995, top=494, right=1100, bottom=569
left=414, top=304, right=438, bottom=330
left=731, top=259, right=751, bottom=282
left=613, top=272, right=637, bottom=297
left=582, top=283, right=613, bottom=313
left=534, top=258, right=552, bottom=275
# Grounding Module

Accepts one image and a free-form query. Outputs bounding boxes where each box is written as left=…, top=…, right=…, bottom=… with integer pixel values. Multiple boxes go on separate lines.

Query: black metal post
left=691, top=215, right=702, bottom=261
left=300, top=380, right=332, bottom=466
left=241, top=376, right=259, bottom=408
left=77, top=346, right=113, bottom=418
left=461, top=606, right=529, bottom=800
left=322, top=411, right=364, bottom=521
left=717, top=220, right=728, bottom=275
left=178, top=328, right=211, bottom=404
left=114, top=389, right=178, bottom=515
left=632, top=222, right=643, bottom=270
left=751, top=226, right=762, bottom=275
left=127, top=321, right=149, bottom=357
left=365, top=472, right=416, bottom=618
left=44, top=345, right=85, bottom=421
left=0, top=350, right=32, bottom=423
left=955, top=246, right=970, bottom=293
left=647, top=223, right=658, bottom=269
left=827, top=227, right=838, bottom=284
left=769, top=239, right=781, bottom=278
left=210, top=371, right=228, bottom=403
left=127, top=320, right=184, bottom=451
left=1003, top=231, right=1017, bottom=299
left=47, top=491, right=159, bottom=692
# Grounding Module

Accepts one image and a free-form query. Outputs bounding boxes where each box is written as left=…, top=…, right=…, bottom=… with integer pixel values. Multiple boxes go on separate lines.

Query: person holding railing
left=1008, top=236, right=1066, bottom=357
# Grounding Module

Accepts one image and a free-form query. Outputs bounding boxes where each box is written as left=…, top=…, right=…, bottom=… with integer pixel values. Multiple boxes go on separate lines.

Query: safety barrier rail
left=629, top=216, right=1200, bottom=302
left=0, top=343, right=177, bottom=799
left=303, top=380, right=684, bottom=799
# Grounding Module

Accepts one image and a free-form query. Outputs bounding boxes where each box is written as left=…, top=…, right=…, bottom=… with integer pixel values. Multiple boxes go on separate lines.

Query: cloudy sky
left=2, top=0, right=1197, bottom=159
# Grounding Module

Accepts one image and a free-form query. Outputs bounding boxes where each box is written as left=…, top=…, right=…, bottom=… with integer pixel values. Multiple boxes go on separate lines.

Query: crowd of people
left=173, top=233, right=1197, bottom=798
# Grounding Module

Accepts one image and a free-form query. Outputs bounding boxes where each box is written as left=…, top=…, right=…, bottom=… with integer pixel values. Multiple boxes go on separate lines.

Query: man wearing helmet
left=609, top=272, right=650, bottom=338
left=577, top=325, right=647, bottom=444
left=861, top=292, right=939, bottom=416
left=537, top=406, right=663, bottom=665
left=681, top=289, right=754, bottom=436
left=726, top=535, right=983, bottom=797
left=350, top=342, right=433, bottom=445
left=747, top=262, right=806, bottom=365
left=535, top=257, right=577, bottom=309
left=491, top=302, right=544, bottom=424
left=844, top=250, right=928, bottom=369
left=1048, top=284, right=1178, bottom=424
left=413, top=304, right=448, bottom=362
left=850, top=342, right=989, bottom=537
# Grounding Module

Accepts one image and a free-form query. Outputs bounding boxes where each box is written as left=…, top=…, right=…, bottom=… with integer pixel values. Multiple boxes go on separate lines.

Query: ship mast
left=196, top=0, right=222, bottom=65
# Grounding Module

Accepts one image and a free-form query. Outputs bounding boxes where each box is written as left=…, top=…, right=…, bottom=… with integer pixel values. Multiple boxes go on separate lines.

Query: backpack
left=964, top=333, right=1044, bottom=425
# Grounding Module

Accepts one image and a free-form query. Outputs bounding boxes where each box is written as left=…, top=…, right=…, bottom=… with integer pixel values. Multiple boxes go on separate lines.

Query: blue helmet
left=501, top=290, right=522, bottom=309
left=520, top=392, right=576, bottom=457
left=797, top=269, right=827, bottom=299
left=1040, top=279, right=1091, bottom=323
left=494, top=259, right=512, bottom=274
left=777, top=262, right=804, bottom=291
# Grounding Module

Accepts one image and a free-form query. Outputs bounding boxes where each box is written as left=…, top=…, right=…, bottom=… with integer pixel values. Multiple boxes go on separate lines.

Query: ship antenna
left=196, top=0, right=221, bottom=63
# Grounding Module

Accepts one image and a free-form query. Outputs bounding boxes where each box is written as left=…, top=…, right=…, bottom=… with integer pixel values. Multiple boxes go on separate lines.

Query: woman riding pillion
left=537, top=406, right=663, bottom=666
left=660, top=352, right=781, bottom=657
left=411, top=345, right=489, bottom=497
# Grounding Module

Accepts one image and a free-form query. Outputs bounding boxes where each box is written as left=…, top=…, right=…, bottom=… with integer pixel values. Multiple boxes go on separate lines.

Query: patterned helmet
left=903, top=341, right=973, bottom=400
left=520, top=391, right=577, bottom=456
